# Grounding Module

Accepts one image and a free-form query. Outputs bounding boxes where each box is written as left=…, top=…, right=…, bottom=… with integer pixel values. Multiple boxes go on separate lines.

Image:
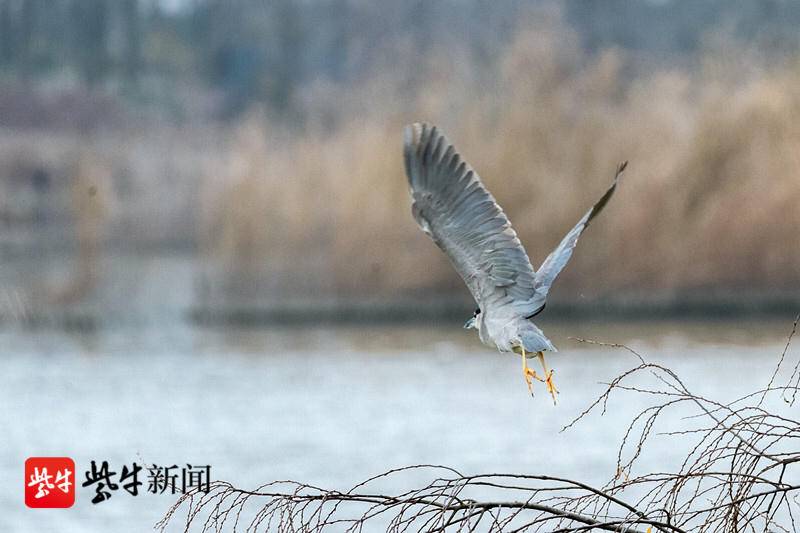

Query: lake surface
left=2, top=318, right=798, bottom=532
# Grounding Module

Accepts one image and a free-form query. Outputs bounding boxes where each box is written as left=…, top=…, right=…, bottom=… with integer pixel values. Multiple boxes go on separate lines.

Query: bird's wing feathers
left=403, top=122, right=625, bottom=318
left=533, top=161, right=627, bottom=299
left=403, top=123, right=537, bottom=312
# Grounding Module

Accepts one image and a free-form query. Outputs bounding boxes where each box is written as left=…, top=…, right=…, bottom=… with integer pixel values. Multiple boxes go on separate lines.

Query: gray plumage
left=403, top=122, right=625, bottom=356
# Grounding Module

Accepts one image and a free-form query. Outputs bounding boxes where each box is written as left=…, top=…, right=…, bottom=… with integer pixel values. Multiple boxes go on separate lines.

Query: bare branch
left=158, top=322, right=800, bottom=533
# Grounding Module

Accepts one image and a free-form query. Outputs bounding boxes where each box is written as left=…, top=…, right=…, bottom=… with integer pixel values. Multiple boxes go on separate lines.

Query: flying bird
left=403, top=123, right=626, bottom=402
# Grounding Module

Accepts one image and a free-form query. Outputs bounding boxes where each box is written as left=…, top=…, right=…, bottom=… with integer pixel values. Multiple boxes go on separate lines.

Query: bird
left=403, top=122, right=626, bottom=403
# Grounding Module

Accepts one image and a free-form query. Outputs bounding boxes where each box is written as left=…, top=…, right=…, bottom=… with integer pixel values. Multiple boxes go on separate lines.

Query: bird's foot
left=544, top=369, right=559, bottom=405
left=523, top=366, right=544, bottom=396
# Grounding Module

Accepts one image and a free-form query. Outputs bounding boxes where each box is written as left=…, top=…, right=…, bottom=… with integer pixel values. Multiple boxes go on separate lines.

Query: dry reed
left=200, top=15, right=800, bottom=301
left=5, top=11, right=800, bottom=304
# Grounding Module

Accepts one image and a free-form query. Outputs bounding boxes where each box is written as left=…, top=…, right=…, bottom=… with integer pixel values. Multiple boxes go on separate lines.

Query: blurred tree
left=267, top=0, right=304, bottom=115
left=122, top=0, right=142, bottom=85
left=18, top=0, right=37, bottom=80
left=1, top=0, right=800, bottom=120
left=322, top=0, right=350, bottom=82
left=71, top=0, right=110, bottom=86
left=0, top=0, right=14, bottom=67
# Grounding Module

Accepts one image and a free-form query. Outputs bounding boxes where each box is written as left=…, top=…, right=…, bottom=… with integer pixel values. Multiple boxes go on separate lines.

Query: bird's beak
left=463, top=317, right=476, bottom=329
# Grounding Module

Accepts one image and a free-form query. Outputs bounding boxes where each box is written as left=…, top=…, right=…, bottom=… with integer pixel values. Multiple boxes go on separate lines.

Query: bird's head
left=463, top=308, right=481, bottom=329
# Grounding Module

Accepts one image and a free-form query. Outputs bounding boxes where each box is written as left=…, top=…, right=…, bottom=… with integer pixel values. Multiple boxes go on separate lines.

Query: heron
left=403, top=123, right=626, bottom=403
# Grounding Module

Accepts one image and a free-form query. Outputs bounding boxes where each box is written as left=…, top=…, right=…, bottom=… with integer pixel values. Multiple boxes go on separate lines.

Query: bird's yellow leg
left=520, top=345, right=543, bottom=396
left=537, top=351, right=559, bottom=404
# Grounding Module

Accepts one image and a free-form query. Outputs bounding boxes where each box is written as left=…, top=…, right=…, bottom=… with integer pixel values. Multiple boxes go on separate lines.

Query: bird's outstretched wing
left=403, top=123, right=538, bottom=313
left=532, top=161, right=627, bottom=302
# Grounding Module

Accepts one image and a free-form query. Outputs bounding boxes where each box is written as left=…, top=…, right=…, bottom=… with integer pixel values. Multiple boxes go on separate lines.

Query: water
left=2, top=318, right=797, bottom=532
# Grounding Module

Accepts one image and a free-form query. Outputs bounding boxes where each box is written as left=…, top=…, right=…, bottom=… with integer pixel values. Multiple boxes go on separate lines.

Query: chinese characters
left=82, top=461, right=211, bottom=503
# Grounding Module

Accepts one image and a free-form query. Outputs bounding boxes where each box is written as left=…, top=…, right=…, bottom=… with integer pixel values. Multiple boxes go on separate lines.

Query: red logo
left=25, top=457, right=75, bottom=508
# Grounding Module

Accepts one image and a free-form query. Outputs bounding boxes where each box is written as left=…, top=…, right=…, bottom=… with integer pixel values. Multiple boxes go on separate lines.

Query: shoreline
left=188, top=293, right=800, bottom=327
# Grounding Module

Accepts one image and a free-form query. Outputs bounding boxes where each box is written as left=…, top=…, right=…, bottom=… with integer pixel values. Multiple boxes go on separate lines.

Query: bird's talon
left=544, top=370, right=559, bottom=404
left=523, top=368, right=539, bottom=395
left=545, top=370, right=558, bottom=392
left=525, top=368, right=544, bottom=382
left=521, top=349, right=544, bottom=396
